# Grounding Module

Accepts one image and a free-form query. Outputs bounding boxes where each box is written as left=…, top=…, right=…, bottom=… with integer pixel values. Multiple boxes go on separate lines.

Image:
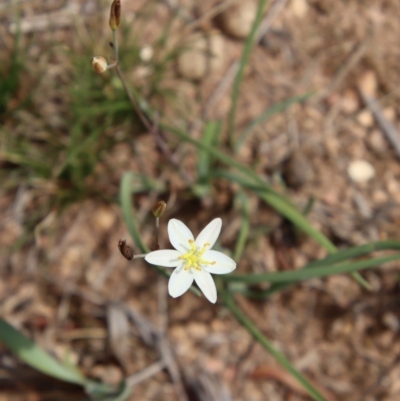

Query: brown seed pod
left=152, top=200, right=167, bottom=218
left=118, top=239, right=133, bottom=260
left=109, top=0, right=121, bottom=31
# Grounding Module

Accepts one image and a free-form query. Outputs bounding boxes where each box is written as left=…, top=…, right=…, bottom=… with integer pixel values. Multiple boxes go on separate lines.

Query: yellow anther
left=180, top=239, right=215, bottom=271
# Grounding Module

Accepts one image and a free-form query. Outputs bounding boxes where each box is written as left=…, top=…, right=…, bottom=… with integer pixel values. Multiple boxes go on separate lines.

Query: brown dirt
left=2, top=0, right=400, bottom=400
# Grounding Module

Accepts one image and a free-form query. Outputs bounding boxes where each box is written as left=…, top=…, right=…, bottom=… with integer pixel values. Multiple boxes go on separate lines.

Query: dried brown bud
left=118, top=239, right=133, bottom=260
left=91, top=56, right=108, bottom=74
left=109, top=0, right=121, bottom=31
left=152, top=200, right=166, bottom=218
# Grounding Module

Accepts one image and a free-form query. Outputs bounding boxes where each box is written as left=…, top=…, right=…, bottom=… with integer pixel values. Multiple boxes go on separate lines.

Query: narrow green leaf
left=0, top=318, right=86, bottom=385
left=222, top=291, right=325, bottom=401
left=222, top=253, right=400, bottom=284
left=211, top=169, right=370, bottom=288
left=88, top=379, right=131, bottom=401
left=233, top=192, right=250, bottom=261
left=236, top=92, right=314, bottom=150
left=197, top=120, right=221, bottom=181
left=228, top=0, right=269, bottom=147
left=259, top=240, right=400, bottom=297
left=164, top=124, right=353, bottom=262
left=120, top=172, right=148, bottom=253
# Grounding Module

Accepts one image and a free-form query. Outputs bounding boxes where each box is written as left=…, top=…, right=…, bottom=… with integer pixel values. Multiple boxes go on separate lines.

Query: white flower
left=145, top=218, right=236, bottom=303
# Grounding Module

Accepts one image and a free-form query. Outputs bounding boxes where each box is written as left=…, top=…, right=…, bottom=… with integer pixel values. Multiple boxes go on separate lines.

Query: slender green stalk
left=222, top=253, right=400, bottom=284
left=0, top=318, right=86, bottom=385
left=162, top=125, right=370, bottom=288
left=113, top=29, right=119, bottom=62
left=210, top=169, right=371, bottom=288
left=222, top=291, right=325, bottom=401
left=241, top=240, right=400, bottom=297
left=233, top=192, right=250, bottom=261
left=228, top=0, right=269, bottom=148
left=120, top=172, right=148, bottom=253
left=236, top=92, right=314, bottom=150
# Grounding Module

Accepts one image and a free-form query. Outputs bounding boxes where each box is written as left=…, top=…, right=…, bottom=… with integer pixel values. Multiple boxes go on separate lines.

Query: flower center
left=179, top=239, right=215, bottom=271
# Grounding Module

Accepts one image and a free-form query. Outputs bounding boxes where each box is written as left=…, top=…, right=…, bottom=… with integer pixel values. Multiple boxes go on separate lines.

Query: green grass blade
left=233, top=192, right=251, bottom=261
left=87, top=379, right=131, bottom=401
left=228, top=0, right=269, bottom=148
left=193, top=120, right=222, bottom=198
left=198, top=120, right=221, bottom=181
left=0, top=318, right=86, bottom=385
left=260, top=240, right=400, bottom=297
left=222, top=253, right=400, bottom=284
left=120, top=172, right=151, bottom=253
left=222, top=291, right=325, bottom=401
left=236, top=92, right=314, bottom=150
left=211, top=169, right=370, bottom=288
left=165, top=125, right=370, bottom=288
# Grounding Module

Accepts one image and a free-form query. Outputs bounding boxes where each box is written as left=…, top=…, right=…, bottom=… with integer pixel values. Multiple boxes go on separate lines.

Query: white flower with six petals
left=145, top=218, right=236, bottom=303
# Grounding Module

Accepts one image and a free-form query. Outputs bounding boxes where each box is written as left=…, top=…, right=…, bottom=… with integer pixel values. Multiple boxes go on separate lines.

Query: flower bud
left=91, top=56, right=108, bottom=74
left=109, top=0, right=121, bottom=31
left=152, top=200, right=166, bottom=218
left=118, top=239, right=134, bottom=260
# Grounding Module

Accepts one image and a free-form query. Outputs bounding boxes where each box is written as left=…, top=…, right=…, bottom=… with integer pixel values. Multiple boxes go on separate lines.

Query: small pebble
left=383, top=312, right=400, bottom=332
left=357, top=70, right=378, bottom=98
left=383, top=107, right=396, bottom=122
left=177, top=32, right=225, bottom=80
left=140, top=45, right=154, bottom=62
left=357, top=110, right=374, bottom=127
left=347, top=160, right=375, bottom=183
left=368, top=129, right=387, bottom=154
left=340, top=89, right=359, bottom=114
left=219, top=1, right=258, bottom=39
left=283, top=149, right=315, bottom=188
left=289, top=0, right=308, bottom=18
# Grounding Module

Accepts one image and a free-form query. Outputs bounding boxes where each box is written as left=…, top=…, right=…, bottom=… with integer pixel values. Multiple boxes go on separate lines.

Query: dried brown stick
left=45, top=276, right=189, bottom=401
left=126, top=360, right=166, bottom=388
left=123, top=305, right=189, bottom=401
left=358, top=89, right=400, bottom=159
left=203, top=60, right=239, bottom=120
left=313, top=32, right=373, bottom=102
left=203, top=0, right=288, bottom=120
left=256, top=0, right=289, bottom=42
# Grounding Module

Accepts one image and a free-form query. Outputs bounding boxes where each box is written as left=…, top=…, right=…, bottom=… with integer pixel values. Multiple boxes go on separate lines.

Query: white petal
left=145, top=250, right=181, bottom=268
left=193, top=269, right=217, bottom=303
left=168, top=266, right=194, bottom=298
left=202, top=250, right=236, bottom=275
left=195, top=218, right=222, bottom=250
left=168, top=219, right=194, bottom=253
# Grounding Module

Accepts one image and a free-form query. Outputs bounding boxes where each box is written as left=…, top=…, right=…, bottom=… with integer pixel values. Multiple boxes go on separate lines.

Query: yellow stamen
left=179, top=240, right=215, bottom=271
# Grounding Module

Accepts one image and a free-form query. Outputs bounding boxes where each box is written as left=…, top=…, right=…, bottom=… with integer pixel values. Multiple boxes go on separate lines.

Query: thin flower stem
left=154, top=216, right=160, bottom=250
left=111, top=25, right=153, bottom=132
left=133, top=254, right=148, bottom=259
left=227, top=0, right=269, bottom=148
left=107, top=62, right=118, bottom=69
left=112, top=29, right=119, bottom=62
left=221, top=289, right=325, bottom=401
left=116, top=66, right=153, bottom=132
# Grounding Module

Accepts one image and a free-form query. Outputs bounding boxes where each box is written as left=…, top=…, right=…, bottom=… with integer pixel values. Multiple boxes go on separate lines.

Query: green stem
left=162, top=125, right=370, bottom=289
left=228, top=0, right=269, bottom=148
left=222, top=291, right=325, bottom=401
left=222, top=253, right=400, bottom=284
left=113, top=29, right=119, bottom=61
